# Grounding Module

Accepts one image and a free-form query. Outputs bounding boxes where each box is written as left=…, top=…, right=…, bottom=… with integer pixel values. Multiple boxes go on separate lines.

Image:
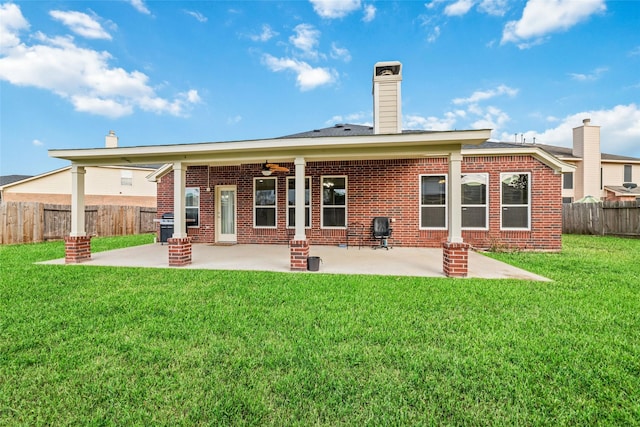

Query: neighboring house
left=2, top=132, right=158, bottom=207
left=50, top=61, right=575, bottom=276
left=525, top=120, right=640, bottom=203
left=0, top=175, right=32, bottom=201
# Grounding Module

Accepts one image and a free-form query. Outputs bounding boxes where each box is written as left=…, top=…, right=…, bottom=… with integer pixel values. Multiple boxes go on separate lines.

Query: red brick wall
left=157, top=156, right=563, bottom=251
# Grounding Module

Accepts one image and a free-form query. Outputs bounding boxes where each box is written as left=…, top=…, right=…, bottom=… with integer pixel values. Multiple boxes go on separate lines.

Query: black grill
left=159, top=212, right=174, bottom=243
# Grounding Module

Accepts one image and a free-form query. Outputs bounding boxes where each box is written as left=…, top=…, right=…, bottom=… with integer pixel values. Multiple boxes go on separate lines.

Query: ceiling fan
left=261, top=161, right=289, bottom=176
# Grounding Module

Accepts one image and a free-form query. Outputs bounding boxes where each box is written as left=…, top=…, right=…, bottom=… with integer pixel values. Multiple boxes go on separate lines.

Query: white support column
left=173, top=162, right=188, bottom=238
left=294, top=157, right=306, bottom=241
left=70, top=164, right=86, bottom=237
left=447, top=151, right=463, bottom=243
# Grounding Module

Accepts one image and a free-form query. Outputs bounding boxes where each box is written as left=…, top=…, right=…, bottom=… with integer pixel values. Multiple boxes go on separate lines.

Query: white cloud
left=290, top=24, right=320, bottom=58
left=628, top=46, right=640, bottom=57
left=405, top=112, right=463, bottom=131
left=49, top=10, right=111, bottom=40
left=478, top=0, right=508, bottom=16
left=184, top=10, right=207, bottom=23
left=227, top=115, right=242, bottom=125
left=249, top=24, right=277, bottom=42
left=310, top=0, right=361, bottom=19
left=262, top=54, right=337, bottom=91
left=330, top=43, right=351, bottom=62
left=0, top=5, right=198, bottom=118
left=444, top=0, right=475, bottom=17
left=326, top=112, right=369, bottom=126
left=0, top=3, right=29, bottom=53
left=427, top=26, right=441, bottom=43
left=32, top=139, right=44, bottom=147
left=569, top=67, right=608, bottom=82
left=453, top=84, right=518, bottom=105
left=498, top=104, right=640, bottom=157
left=363, top=4, right=376, bottom=22
left=129, top=0, right=150, bottom=15
left=501, top=0, right=606, bottom=48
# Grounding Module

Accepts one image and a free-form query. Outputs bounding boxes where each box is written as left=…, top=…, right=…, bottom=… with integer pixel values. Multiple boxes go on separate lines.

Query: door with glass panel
left=215, top=185, right=237, bottom=243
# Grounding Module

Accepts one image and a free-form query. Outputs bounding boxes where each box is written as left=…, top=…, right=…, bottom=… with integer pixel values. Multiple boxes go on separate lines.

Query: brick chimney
left=372, top=61, right=402, bottom=135
left=105, top=130, right=118, bottom=148
left=572, top=118, right=601, bottom=199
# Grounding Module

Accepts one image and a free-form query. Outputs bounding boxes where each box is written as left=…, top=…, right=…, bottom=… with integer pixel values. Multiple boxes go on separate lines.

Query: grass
left=1, top=234, right=639, bottom=425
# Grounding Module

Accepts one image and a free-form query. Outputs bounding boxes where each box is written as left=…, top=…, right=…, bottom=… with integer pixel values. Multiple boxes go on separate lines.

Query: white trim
left=500, top=172, right=531, bottom=231
left=419, top=174, right=448, bottom=230
left=286, top=176, right=311, bottom=229
left=321, top=175, right=347, bottom=229
left=185, top=187, right=200, bottom=228
left=253, top=177, right=277, bottom=228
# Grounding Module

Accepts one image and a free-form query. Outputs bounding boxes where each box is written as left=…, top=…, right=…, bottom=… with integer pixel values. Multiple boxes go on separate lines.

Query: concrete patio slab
left=42, top=243, right=550, bottom=281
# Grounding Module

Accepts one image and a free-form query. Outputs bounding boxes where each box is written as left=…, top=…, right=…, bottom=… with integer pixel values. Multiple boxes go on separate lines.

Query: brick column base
left=443, top=242, right=470, bottom=278
left=65, top=235, right=92, bottom=264
left=290, top=239, right=310, bottom=271
left=168, top=237, right=192, bottom=267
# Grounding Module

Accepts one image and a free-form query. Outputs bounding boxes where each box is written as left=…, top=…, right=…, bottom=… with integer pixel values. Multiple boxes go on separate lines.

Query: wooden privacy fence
left=0, top=202, right=157, bottom=245
left=563, top=201, right=640, bottom=236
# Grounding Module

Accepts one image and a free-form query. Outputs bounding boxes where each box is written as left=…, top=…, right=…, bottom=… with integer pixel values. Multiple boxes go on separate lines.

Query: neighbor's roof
left=604, top=185, right=640, bottom=196
left=465, top=141, right=640, bottom=162
left=0, top=175, right=33, bottom=187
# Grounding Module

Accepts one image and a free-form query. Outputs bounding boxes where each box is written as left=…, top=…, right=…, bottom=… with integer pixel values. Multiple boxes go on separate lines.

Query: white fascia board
left=462, top=146, right=576, bottom=173
left=146, top=163, right=173, bottom=182
left=49, top=129, right=492, bottom=167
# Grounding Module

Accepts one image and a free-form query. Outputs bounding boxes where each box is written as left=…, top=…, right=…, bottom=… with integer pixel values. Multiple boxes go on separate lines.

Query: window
left=322, top=176, right=346, bottom=228
left=120, top=170, right=133, bottom=186
left=254, top=178, right=276, bottom=227
left=462, top=173, right=488, bottom=229
left=501, top=173, right=530, bottom=229
left=186, top=187, right=200, bottom=227
left=624, top=164, right=632, bottom=182
left=287, top=177, right=311, bottom=227
left=420, top=175, right=447, bottom=229
left=563, top=172, right=573, bottom=190
left=562, top=197, right=573, bottom=204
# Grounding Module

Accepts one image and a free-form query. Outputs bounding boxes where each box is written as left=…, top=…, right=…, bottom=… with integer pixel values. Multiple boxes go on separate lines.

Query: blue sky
left=1, top=0, right=638, bottom=176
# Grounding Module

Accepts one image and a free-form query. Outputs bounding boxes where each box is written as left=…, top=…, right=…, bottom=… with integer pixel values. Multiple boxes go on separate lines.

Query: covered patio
left=42, top=243, right=550, bottom=281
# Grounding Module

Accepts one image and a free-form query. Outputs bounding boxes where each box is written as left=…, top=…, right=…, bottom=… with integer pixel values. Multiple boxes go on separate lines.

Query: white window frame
left=461, top=173, right=489, bottom=230
left=186, top=187, right=200, bottom=228
left=624, top=164, right=632, bottom=182
left=286, top=177, right=311, bottom=228
left=253, top=177, right=277, bottom=228
left=500, top=172, right=531, bottom=231
left=419, top=174, right=447, bottom=230
left=321, top=175, right=347, bottom=229
left=120, top=170, right=133, bottom=186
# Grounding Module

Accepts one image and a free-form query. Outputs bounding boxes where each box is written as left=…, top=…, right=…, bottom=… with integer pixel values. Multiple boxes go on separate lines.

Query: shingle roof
left=280, top=124, right=640, bottom=162
left=280, top=123, right=435, bottom=138
left=0, top=175, right=33, bottom=186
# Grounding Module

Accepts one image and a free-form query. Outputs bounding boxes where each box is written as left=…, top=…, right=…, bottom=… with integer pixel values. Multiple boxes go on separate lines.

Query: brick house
left=50, top=61, right=573, bottom=276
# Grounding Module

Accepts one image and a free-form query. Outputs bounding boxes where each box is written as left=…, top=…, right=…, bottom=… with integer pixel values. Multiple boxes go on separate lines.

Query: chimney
left=105, top=130, right=118, bottom=148
left=572, top=118, right=601, bottom=199
left=372, top=61, right=402, bottom=135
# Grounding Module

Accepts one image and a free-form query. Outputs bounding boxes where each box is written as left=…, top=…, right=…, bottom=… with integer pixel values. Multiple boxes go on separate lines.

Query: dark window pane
left=563, top=172, right=573, bottom=190
left=323, top=178, right=346, bottom=205
left=502, top=174, right=528, bottom=204
left=502, top=207, right=528, bottom=228
left=256, top=179, right=275, bottom=206
left=255, top=208, right=275, bottom=227
left=323, top=207, right=345, bottom=227
left=462, top=207, right=486, bottom=228
left=186, top=208, right=199, bottom=227
left=421, top=207, right=446, bottom=228
left=421, top=176, right=446, bottom=205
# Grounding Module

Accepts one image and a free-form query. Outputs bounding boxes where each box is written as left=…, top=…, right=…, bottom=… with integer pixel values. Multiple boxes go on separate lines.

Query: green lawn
left=1, top=234, right=638, bottom=425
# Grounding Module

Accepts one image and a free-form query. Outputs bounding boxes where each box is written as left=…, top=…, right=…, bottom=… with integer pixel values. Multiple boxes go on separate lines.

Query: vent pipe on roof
left=105, top=130, right=118, bottom=148
left=372, top=61, right=402, bottom=135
